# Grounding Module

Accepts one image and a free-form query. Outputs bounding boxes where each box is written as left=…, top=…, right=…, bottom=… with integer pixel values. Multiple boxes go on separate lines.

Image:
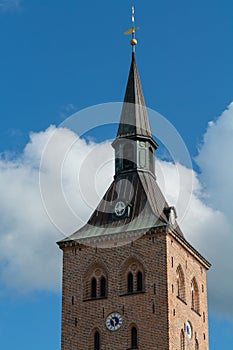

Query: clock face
left=106, top=313, right=123, bottom=331
left=186, top=321, right=192, bottom=339
left=114, top=201, right=126, bottom=217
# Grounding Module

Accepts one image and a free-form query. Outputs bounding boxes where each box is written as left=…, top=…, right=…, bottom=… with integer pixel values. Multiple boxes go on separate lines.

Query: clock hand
left=110, top=316, right=116, bottom=327
left=111, top=317, right=116, bottom=326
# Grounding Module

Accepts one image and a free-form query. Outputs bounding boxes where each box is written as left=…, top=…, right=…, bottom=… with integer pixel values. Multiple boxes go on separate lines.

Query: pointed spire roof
left=116, top=52, right=156, bottom=146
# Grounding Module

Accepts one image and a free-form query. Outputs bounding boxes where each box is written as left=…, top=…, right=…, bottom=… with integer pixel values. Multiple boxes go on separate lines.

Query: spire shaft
left=116, top=52, right=155, bottom=145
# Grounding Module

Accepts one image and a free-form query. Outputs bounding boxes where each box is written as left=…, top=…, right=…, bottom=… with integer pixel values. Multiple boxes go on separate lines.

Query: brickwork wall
left=60, top=232, right=210, bottom=350
left=61, top=234, right=170, bottom=350
left=166, top=234, right=209, bottom=350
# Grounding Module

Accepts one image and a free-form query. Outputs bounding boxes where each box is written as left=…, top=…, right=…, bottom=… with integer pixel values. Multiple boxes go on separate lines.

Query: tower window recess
left=128, top=272, right=134, bottom=293
left=94, top=331, right=100, bottom=350
left=191, top=277, right=200, bottom=313
left=136, top=271, right=143, bottom=292
left=176, top=265, right=186, bottom=302
left=100, top=276, right=106, bottom=297
left=127, top=270, right=144, bottom=294
left=131, top=326, right=138, bottom=349
left=152, top=302, right=155, bottom=314
left=195, top=339, right=199, bottom=350
left=122, top=258, right=145, bottom=295
left=180, top=329, right=185, bottom=350
left=84, top=263, right=108, bottom=300
left=91, top=277, right=97, bottom=298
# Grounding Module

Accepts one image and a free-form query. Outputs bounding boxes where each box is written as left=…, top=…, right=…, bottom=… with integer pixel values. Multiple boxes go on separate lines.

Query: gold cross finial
left=124, top=5, right=139, bottom=51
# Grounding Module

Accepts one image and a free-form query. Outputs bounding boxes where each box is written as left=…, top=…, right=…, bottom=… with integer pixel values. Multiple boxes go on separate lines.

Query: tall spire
left=115, top=6, right=157, bottom=148
left=116, top=52, right=155, bottom=142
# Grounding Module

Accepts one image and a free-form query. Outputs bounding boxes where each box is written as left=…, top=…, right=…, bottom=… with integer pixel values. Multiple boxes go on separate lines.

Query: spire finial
left=124, top=5, right=139, bottom=52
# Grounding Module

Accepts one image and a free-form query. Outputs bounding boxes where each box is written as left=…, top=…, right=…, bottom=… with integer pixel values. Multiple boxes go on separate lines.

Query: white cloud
left=157, top=102, right=233, bottom=320
left=0, top=0, right=20, bottom=12
left=196, top=102, right=233, bottom=220
left=157, top=159, right=233, bottom=320
left=0, top=103, right=232, bottom=321
left=0, top=126, right=113, bottom=293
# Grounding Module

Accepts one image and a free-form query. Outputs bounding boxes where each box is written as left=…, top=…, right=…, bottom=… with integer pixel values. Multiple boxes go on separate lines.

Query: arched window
left=100, top=276, right=106, bottom=297
left=128, top=272, right=133, bottom=293
left=91, top=277, right=97, bottom=298
left=137, top=271, right=143, bottom=292
left=195, top=339, right=199, bottom=350
left=94, top=331, right=100, bottom=350
left=191, top=277, right=200, bottom=313
left=131, top=327, right=138, bottom=349
left=84, top=262, right=108, bottom=300
left=121, top=257, right=145, bottom=295
left=176, top=265, right=186, bottom=301
left=180, top=329, right=185, bottom=350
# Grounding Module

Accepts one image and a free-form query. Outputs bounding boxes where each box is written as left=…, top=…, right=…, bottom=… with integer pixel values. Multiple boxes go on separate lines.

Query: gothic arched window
left=122, top=257, right=145, bottom=295
left=128, top=272, right=133, bottom=293
left=137, top=270, right=143, bottom=292
left=100, top=276, right=106, bottom=298
left=180, top=329, right=185, bottom=350
left=91, top=277, right=97, bottom=298
left=131, top=327, right=138, bottom=349
left=94, top=331, right=100, bottom=350
left=176, top=265, right=186, bottom=301
left=191, top=277, right=200, bottom=313
left=84, top=263, right=108, bottom=300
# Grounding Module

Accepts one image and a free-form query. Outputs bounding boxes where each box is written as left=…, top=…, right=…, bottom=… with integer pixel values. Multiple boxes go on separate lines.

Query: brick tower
left=57, top=17, right=211, bottom=350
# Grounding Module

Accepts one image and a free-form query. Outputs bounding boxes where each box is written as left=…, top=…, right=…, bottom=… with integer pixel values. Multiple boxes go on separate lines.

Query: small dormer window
left=164, top=206, right=177, bottom=226
left=169, top=206, right=177, bottom=226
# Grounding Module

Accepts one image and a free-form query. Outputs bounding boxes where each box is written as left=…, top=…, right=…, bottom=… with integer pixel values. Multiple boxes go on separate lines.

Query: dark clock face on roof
left=114, top=201, right=126, bottom=217
left=106, top=313, right=123, bottom=331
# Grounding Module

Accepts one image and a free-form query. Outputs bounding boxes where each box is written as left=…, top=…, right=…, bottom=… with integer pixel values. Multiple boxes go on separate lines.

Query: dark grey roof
left=116, top=52, right=154, bottom=141
left=58, top=171, right=184, bottom=245
left=57, top=51, right=185, bottom=248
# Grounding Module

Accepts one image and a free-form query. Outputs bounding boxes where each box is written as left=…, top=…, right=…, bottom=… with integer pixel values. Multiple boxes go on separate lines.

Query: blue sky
left=0, top=1, right=233, bottom=349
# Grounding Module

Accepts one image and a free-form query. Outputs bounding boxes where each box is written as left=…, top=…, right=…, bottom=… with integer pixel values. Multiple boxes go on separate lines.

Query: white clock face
left=106, top=312, right=123, bottom=331
left=114, top=201, right=126, bottom=217
left=186, top=321, right=192, bottom=339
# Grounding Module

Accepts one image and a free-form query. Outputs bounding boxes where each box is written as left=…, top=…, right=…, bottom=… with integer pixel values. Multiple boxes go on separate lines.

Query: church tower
left=58, top=9, right=210, bottom=350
